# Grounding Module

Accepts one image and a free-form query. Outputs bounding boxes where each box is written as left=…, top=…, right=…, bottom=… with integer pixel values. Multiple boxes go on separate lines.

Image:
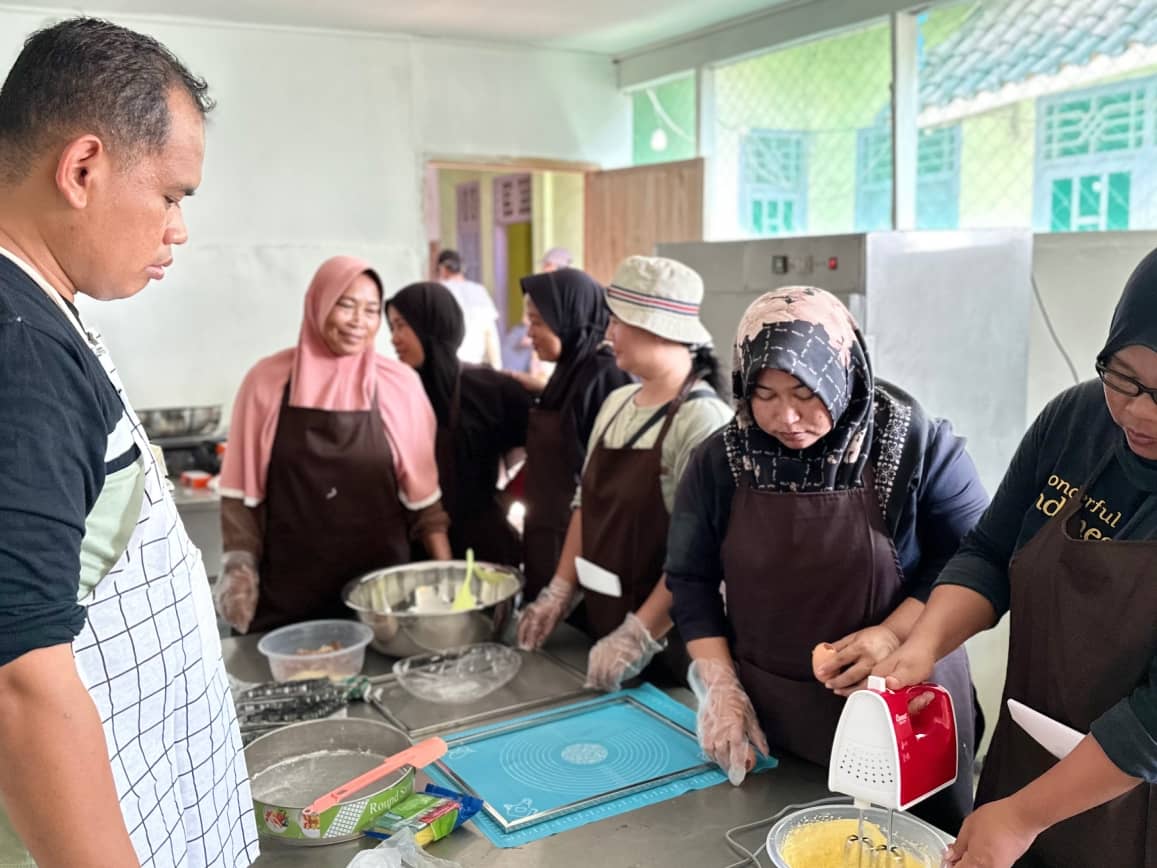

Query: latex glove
left=687, top=658, right=769, bottom=787
left=584, top=612, right=664, bottom=692
left=943, top=798, right=1040, bottom=868
left=815, top=625, right=902, bottom=696
left=516, top=576, right=577, bottom=651
left=213, top=550, right=260, bottom=634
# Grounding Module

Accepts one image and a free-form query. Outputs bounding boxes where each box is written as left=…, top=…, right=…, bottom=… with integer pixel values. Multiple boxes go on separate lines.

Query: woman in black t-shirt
left=877, top=249, right=1157, bottom=868
left=387, top=282, right=532, bottom=566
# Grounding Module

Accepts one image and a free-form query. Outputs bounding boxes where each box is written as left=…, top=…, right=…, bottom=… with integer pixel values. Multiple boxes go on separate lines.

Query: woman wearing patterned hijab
left=666, top=287, right=987, bottom=833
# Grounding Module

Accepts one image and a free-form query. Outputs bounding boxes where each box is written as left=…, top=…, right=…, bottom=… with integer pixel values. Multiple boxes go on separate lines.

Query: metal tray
left=431, top=692, right=715, bottom=833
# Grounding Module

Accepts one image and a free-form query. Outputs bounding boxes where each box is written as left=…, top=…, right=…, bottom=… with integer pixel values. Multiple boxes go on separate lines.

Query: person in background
left=0, top=18, right=258, bottom=866
left=518, top=267, right=632, bottom=602
left=388, top=281, right=532, bottom=566
left=666, top=287, right=986, bottom=833
left=518, top=257, right=732, bottom=692
left=540, top=246, right=572, bottom=272
left=436, top=248, right=502, bottom=368
left=875, top=250, right=1157, bottom=867
left=215, top=256, right=450, bottom=634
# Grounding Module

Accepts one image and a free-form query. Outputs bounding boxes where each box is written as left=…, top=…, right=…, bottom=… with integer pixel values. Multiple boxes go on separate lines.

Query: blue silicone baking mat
left=427, top=683, right=777, bottom=847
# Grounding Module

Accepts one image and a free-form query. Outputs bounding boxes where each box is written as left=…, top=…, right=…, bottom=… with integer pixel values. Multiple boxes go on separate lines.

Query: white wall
left=1028, top=231, right=1157, bottom=417
left=416, top=40, right=628, bottom=165
left=0, top=7, right=630, bottom=417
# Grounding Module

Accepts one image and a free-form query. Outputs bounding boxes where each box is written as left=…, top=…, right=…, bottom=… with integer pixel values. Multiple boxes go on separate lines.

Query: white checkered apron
left=51, top=292, right=260, bottom=867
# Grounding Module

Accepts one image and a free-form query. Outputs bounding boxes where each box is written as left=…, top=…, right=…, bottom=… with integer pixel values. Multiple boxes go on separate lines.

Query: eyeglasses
left=1096, top=362, right=1157, bottom=405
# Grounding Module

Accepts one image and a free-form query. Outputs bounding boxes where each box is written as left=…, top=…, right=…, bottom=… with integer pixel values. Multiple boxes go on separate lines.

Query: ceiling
left=12, top=0, right=793, bottom=54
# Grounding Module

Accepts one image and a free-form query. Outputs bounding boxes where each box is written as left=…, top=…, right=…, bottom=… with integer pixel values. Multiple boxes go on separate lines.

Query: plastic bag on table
left=346, top=828, right=463, bottom=868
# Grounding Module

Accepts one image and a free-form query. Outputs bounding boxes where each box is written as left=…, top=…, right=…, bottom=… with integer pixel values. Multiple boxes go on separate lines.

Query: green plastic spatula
left=451, top=548, right=478, bottom=611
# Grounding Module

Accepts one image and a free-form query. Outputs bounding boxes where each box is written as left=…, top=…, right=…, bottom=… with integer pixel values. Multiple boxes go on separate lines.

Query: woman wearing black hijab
left=518, top=268, right=632, bottom=599
left=387, top=282, right=532, bottom=566
left=878, top=250, right=1157, bottom=867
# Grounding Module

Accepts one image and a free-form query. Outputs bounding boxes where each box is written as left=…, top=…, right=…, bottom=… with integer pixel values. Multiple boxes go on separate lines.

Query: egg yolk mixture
left=781, top=819, right=929, bottom=868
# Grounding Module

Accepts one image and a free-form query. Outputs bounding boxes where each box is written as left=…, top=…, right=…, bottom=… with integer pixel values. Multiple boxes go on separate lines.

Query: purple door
left=456, top=181, right=482, bottom=282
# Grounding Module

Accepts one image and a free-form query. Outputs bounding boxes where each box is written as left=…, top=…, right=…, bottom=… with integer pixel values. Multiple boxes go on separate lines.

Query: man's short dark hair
left=0, top=17, right=213, bottom=182
left=437, top=250, right=463, bottom=274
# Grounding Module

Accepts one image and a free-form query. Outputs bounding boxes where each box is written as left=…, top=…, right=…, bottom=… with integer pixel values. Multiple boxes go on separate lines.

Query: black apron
left=437, top=378, right=521, bottom=566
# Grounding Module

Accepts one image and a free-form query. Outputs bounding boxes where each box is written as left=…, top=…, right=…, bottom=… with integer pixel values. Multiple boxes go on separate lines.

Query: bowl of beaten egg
left=766, top=803, right=953, bottom=868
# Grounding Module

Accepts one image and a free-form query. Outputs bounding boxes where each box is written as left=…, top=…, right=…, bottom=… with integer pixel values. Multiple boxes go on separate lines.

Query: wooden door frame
left=424, top=153, right=590, bottom=297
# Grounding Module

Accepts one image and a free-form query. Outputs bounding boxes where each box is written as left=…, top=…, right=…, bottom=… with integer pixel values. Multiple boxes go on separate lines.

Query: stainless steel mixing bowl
left=342, top=560, right=523, bottom=658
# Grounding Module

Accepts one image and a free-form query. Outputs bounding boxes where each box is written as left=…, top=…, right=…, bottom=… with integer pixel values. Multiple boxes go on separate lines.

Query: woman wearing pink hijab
left=214, top=256, right=450, bottom=633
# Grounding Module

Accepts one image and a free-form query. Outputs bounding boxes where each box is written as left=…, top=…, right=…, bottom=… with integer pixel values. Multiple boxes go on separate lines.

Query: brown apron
left=975, top=452, right=1157, bottom=867
left=434, top=381, right=460, bottom=520
left=579, top=378, right=704, bottom=683
left=721, top=471, right=976, bottom=833
left=253, top=384, right=411, bottom=632
left=436, top=379, right=521, bottom=566
left=522, top=406, right=581, bottom=599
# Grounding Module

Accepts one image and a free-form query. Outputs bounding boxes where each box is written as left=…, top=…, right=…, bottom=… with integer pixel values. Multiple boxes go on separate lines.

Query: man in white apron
left=0, top=18, right=259, bottom=867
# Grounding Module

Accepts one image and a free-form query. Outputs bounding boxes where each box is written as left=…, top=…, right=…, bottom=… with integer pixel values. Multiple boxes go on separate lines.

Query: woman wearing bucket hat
left=666, top=286, right=987, bottom=833
left=875, top=250, right=1157, bottom=867
left=518, top=256, right=732, bottom=692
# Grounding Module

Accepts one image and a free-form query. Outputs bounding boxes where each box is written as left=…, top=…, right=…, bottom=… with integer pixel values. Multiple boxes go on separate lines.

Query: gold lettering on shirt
left=1034, top=473, right=1119, bottom=540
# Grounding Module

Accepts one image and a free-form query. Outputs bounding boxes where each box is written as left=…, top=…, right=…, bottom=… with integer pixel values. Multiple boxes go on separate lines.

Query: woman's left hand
left=943, top=799, right=1040, bottom=867
left=815, top=625, right=901, bottom=696
left=585, top=613, right=664, bottom=692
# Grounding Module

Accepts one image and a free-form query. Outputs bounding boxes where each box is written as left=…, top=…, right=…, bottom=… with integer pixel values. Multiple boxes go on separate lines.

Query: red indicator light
left=828, top=257, right=839, bottom=270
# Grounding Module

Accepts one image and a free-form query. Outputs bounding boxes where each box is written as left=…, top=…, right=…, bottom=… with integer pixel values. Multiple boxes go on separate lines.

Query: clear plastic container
left=257, top=620, right=374, bottom=682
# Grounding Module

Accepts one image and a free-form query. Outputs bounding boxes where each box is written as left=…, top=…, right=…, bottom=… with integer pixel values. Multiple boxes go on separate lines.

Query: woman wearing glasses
left=875, top=251, right=1157, bottom=868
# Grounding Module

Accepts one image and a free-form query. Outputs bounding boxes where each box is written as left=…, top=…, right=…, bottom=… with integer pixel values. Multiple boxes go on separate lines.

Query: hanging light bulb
left=650, top=128, right=669, bottom=152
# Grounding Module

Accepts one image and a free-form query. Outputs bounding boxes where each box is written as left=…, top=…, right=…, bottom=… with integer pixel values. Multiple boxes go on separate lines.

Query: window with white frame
left=739, top=131, right=808, bottom=236
left=1034, top=77, right=1157, bottom=233
left=855, top=124, right=961, bottom=230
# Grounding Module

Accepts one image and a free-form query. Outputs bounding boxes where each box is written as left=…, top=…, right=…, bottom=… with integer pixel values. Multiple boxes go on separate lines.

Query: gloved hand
left=585, top=612, right=664, bottom=691
left=516, top=576, right=577, bottom=651
left=213, top=550, right=260, bottom=634
left=687, top=658, right=769, bottom=787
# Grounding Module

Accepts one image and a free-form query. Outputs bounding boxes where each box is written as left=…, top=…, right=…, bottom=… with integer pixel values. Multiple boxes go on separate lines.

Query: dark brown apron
left=436, top=379, right=521, bottom=566
left=579, top=377, right=703, bottom=683
left=975, top=452, right=1157, bottom=867
left=721, top=470, right=976, bottom=833
left=253, top=384, right=411, bottom=632
left=434, top=380, right=460, bottom=520
left=522, top=406, right=581, bottom=599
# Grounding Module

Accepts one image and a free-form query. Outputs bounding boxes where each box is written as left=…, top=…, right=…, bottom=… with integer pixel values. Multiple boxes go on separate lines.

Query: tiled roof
left=920, top=0, right=1157, bottom=108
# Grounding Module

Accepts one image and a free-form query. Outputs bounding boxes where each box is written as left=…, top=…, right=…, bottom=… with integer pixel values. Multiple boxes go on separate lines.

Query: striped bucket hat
left=606, top=255, right=712, bottom=346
